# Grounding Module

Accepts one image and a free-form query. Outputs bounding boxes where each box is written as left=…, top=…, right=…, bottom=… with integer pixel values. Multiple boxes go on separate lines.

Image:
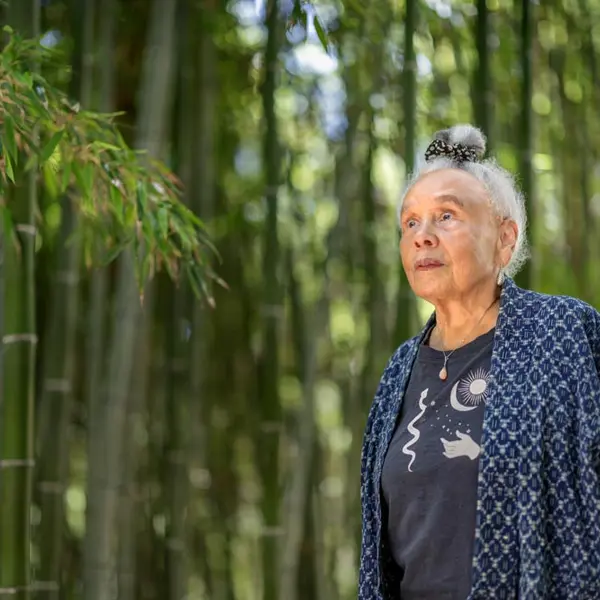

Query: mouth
left=415, top=258, right=444, bottom=271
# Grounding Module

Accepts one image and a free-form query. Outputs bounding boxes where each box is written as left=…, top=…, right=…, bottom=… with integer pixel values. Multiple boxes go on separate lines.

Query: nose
left=413, top=223, right=438, bottom=248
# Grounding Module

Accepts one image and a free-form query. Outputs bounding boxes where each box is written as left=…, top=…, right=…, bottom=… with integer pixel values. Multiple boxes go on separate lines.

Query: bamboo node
left=264, top=184, right=279, bottom=197
left=169, top=357, right=188, bottom=373
left=165, top=537, right=185, bottom=551
left=260, top=421, right=282, bottom=433
left=55, top=271, right=79, bottom=285
left=0, top=459, right=35, bottom=469
left=0, top=581, right=59, bottom=594
left=260, top=526, right=284, bottom=537
left=38, top=481, right=65, bottom=494
left=260, top=303, right=285, bottom=318
left=167, top=450, right=186, bottom=464
left=44, top=378, right=72, bottom=393
left=15, top=224, right=37, bottom=236
left=2, top=333, right=38, bottom=345
left=32, top=581, right=60, bottom=591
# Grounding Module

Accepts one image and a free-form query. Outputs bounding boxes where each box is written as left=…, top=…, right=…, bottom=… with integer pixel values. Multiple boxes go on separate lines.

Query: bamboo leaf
left=40, top=129, right=64, bottom=162
left=135, top=181, right=147, bottom=222
left=4, top=153, right=15, bottom=183
left=187, top=263, right=215, bottom=307
left=0, top=32, right=217, bottom=298
left=73, top=162, right=93, bottom=200
left=3, top=115, right=17, bottom=162
left=91, top=141, right=121, bottom=152
left=61, top=158, right=72, bottom=192
left=43, top=163, right=59, bottom=197
left=314, top=16, right=328, bottom=52
left=157, top=208, right=168, bottom=239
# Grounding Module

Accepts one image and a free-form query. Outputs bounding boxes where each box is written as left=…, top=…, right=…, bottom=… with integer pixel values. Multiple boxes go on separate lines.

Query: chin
left=409, top=272, right=451, bottom=302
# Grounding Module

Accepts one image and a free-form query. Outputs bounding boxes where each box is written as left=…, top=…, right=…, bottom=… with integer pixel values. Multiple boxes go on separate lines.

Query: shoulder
left=382, top=336, right=420, bottom=379
left=514, top=285, right=598, bottom=328
left=512, top=285, right=600, bottom=359
left=363, top=336, right=419, bottom=429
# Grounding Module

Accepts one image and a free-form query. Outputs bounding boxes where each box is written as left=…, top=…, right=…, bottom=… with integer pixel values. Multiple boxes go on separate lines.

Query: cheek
left=445, top=231, right=494, bottom=273
left=399, top=237, right=411, bottom=263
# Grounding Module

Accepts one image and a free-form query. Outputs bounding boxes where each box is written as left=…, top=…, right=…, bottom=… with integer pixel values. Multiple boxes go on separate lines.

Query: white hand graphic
left=440, top=430, right=481, bottom=460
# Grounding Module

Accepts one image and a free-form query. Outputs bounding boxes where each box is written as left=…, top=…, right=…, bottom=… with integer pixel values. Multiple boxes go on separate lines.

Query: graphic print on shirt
left=402, top=388, right=429, bottom=472
left=401, top=368, right=489, bottom=471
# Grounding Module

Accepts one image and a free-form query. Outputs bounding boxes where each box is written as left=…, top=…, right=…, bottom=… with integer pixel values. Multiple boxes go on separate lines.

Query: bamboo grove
left=0, top=0, right=598, bottom=599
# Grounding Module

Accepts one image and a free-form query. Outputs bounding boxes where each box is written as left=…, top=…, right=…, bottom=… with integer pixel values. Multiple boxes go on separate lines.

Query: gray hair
left=397, top=124, right=529, bottom=278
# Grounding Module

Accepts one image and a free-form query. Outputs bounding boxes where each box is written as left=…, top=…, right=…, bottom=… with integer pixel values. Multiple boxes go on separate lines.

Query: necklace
left=435, top=297, right=499, bottom=381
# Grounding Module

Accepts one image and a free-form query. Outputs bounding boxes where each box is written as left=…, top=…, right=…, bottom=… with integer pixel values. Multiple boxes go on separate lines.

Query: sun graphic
left=458, top=368, right=489, bottom=407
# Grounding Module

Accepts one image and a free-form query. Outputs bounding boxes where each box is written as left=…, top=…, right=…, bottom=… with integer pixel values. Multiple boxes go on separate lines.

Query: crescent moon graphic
left=450, top=381, right=478, bottom=412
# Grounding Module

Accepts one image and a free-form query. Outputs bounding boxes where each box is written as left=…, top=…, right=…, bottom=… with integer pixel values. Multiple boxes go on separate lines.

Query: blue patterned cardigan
left=359, top=278, right=600, bottom=600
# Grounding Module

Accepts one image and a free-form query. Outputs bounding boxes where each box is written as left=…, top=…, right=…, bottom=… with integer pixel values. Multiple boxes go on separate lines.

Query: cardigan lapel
left=469, top=278, right=543, bottom=598
left=373, top=316, right=434, bottom=490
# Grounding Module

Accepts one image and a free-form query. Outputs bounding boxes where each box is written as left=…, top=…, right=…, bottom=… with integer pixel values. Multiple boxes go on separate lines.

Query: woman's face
left=399, top=168, right=516, bottom=303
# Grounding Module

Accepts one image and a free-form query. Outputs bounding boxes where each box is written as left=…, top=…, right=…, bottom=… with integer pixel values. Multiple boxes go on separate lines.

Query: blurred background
left=1, top=0, right=599, bottom=598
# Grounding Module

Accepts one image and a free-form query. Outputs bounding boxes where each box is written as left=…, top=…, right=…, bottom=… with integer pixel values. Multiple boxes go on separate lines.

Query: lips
left=415, top=258, right=444, bottom=270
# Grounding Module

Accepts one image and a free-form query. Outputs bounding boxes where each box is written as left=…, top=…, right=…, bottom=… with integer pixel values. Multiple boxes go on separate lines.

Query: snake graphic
left=402, top=388, right=429, bottom=472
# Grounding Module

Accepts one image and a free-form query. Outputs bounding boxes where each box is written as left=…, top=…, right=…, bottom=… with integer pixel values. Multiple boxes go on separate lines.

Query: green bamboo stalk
left=278, top=246, right=318, bottom=600
left=36, top=1, right=95, bottom=596
left=164, top=4, right=197, bottom=600
left=393, top=0, right=416, bottom=347
left=84, top=0, right=115, bottom=430
left=0, top=2, right=39, bottom=598
left=0, top=176, right=37, bottom=600
left=188, top=3, right=218, bottom=596
left=258, top=2, right=284, bottom=598
left=117, top=306, right=152, bottom=600
left=164, top=285, right=189, bottom=600
left=473, top=0, right=493, bottom=149
left=515, top=0, right=534, bottom=290
left=83, top=0, right=115, bottom=593
left=82, top=0, right=178, bottom=598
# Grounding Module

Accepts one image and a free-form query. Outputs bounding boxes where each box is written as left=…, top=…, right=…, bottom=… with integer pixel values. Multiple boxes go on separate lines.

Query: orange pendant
left=439, top=366, right=448, bottom=380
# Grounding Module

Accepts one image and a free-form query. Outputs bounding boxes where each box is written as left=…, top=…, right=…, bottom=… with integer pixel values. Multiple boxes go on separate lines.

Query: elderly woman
left=359, top=124, right=600, bottom=600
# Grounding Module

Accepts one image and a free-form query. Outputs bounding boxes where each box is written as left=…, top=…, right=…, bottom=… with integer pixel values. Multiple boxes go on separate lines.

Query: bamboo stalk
left=81, top=0, right=116, bottom=597
left=515, top=0, right=534, bottom=289
left=36, top=4, right=95, bottom=595
left=117, top=306, right=152, bottom=600
left=82, top=0, right=178, bottom=598
left=473, top=0, right=493, bottom=149
left=393, top=0, right=416, bottom=346
left=162, top=2, right=199, bottom=596
left=0, top=2, right=40, bottom=598
left=188, top=3, right=219, bottom=597
left=277, top=247, right=319, bottom=600
left=257, top=2, right=284, bottom=598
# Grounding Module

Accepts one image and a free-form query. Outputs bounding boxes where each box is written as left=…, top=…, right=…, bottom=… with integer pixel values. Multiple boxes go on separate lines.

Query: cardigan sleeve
left=359, top=355, right=392, bottom=599
left=583, top=304, right=600, bottom=375
left=581, top=304, right=600, bottom=471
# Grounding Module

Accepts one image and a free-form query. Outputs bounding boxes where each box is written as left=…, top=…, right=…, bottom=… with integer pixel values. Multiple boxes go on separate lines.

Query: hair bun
left=432, top=124, right=487, bottom=160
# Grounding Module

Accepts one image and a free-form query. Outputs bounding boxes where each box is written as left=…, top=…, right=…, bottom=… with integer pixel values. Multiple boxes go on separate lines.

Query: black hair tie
left=424, top=139, right=479, bottom=164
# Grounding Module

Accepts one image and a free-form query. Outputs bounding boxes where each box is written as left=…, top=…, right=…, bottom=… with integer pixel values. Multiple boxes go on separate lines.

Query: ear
left=497, top=218, right=518, bottom=267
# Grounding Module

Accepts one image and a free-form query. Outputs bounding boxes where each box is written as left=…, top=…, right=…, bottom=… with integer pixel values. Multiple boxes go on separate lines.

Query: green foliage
left=288, top=0, right=329, bottom=51
left=0, top=29, right=220, bottom=300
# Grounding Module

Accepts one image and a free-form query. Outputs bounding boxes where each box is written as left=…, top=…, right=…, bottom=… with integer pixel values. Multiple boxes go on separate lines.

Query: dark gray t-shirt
left=381, top=327, right=495, bottom=600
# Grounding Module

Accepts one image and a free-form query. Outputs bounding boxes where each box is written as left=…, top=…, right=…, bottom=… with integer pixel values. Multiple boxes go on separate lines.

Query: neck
left=430, top=280, right=501, bottom=350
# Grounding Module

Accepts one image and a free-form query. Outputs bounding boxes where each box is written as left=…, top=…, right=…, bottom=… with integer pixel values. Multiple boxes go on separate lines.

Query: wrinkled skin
left=399, top=168, right=518, bottom=348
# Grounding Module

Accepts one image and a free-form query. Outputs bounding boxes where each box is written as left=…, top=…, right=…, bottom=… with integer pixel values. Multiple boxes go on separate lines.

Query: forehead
left=402, top=168, right=490, bottom=213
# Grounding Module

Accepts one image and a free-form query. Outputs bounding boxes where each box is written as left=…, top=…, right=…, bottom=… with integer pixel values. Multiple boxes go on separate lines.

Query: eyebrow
left=401, top=194, right=465, bottom=215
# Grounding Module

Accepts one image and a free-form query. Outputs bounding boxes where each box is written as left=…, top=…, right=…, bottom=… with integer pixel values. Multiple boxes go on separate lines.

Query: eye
left=440, top=211, right=453, bottom=222
left=405, top=219, right=417, bottom=229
